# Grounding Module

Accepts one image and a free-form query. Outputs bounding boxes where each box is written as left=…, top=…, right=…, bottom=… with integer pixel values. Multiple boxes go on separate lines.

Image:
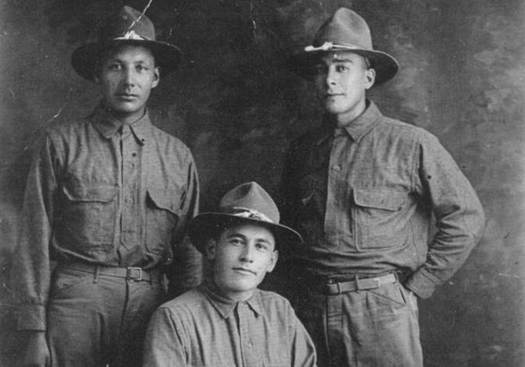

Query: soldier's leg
left=343, top=281, right=423, bottom=367
left=114, top=277, right=165, bottom=367
left=47, top=267, right=125, bottom=367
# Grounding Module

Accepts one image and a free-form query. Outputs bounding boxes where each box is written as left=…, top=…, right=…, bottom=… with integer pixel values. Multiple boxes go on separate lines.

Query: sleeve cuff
left=16, top=305, right=46, bottom=331
left=404, top=269, right=440, bottom=299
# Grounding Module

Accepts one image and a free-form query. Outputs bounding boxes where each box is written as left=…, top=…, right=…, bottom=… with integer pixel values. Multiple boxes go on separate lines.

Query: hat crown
left=98, top=6, right=156, bottom=43
left=313, top=8, right=372, bottom=50
left=219, top=182, right=280, bottom=224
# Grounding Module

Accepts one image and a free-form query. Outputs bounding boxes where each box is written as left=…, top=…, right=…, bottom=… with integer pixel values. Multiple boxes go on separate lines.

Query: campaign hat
left=71, top=6, right=181, bottom=80
left=189, top=182, right=303, bottom=253
left=289, top=8, right=398, bottom=84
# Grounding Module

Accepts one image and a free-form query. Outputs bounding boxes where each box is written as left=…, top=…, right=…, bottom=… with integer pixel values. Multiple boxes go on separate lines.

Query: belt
left=318, top=273, right=397, bottom=295
left=59, top=263, right=161, bottom=282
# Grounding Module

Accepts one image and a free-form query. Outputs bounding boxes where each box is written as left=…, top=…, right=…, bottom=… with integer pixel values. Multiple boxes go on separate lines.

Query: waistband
left=308, top=273, right=398, bottom=295
left=58, top=263, right=162, bottom=282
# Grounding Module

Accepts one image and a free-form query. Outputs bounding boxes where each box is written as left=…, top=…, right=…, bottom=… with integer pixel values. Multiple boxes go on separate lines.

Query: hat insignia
left=305, top=42, right=334, bottom=52
left=230, top=207, right=274, bottom=223
left=115, top=30, right=146, bottom=41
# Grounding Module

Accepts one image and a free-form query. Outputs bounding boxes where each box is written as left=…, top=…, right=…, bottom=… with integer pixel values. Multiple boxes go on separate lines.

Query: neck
left=222, top=289, right=255, bottom=302
left=211, top=280, right=255, bottom=302
left=105, top=106, right=146, bottom=125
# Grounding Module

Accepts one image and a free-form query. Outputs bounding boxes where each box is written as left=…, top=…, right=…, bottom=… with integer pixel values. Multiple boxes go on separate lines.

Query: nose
left=325, top=67, right=337, bottom=87
left=122, top=66, right=136, bottom=87
left=239, top=244, right=255, bottom=263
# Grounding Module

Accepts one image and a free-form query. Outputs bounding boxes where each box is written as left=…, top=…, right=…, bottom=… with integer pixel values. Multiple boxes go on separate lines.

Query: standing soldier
left=11, top=6, right=201, bottom=367
left=281, top=8, right=485, bottom=367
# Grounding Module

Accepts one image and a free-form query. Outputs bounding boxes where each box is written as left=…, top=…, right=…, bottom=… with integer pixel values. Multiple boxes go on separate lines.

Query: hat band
left=113, top=30, right=151, bottom=41
left=305, top=41, right=362, bottom=53
left=226, top=207, right=274, bottom=223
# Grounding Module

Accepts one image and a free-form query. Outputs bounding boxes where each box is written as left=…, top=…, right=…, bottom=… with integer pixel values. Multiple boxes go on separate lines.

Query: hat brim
left=288, top=47, right=399, bottom=85
left=71, top=40, right=182, bottom=81
left=188, top=212, right=303, bottom=255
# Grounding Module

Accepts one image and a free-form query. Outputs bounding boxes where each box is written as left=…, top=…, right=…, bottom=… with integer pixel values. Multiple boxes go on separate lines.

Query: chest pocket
left=58, top=183, right=117, bottom=249
left=352, top=188, right=408, bottom=251
left=145, top=185, right=182, bottom=255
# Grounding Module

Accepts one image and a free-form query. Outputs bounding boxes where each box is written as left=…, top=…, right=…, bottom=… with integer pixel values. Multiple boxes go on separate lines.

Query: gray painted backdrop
left=1, top=0, right=524, bottom=365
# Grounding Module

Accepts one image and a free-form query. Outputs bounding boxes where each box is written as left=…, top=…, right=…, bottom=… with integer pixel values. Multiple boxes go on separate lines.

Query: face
left=96, top=44, right=159, bottom=123
left=313, top=52, right=375, bottom=125
left=206, top=223, right=278, bottom=301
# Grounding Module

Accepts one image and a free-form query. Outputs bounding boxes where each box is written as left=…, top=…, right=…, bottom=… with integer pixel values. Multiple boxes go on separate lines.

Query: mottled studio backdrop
left=1, top=0, right=524, bottom=366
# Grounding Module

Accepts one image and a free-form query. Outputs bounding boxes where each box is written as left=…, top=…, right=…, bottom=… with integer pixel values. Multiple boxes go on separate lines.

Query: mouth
left=116, top=93, right=138, bottom=100
left=232, top=267, right=256, bottom=276
left=325, top=93, right=344, bottom=98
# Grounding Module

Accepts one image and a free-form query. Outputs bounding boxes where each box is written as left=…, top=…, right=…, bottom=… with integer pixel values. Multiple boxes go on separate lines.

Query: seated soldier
left=143, top=181, right=317, bottom=367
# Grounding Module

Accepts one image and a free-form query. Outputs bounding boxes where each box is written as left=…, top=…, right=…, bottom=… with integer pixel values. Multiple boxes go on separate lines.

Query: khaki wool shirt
left=144, top=283, right=317, bottom=367
left=11, top=105, right=201, bottom=330
left=281, top=101, right=485, bottom=298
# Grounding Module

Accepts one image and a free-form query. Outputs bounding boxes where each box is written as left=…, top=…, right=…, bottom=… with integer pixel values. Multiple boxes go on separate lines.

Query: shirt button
left=332, top=165, right=341, bottom=171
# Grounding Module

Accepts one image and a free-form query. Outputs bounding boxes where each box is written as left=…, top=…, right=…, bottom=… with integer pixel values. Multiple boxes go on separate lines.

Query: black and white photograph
left=0, top=1, right=523, bottom=366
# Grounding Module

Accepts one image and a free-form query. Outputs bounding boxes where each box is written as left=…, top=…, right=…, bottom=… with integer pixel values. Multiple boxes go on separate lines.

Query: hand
left=20, top=331, right=50, bottom=367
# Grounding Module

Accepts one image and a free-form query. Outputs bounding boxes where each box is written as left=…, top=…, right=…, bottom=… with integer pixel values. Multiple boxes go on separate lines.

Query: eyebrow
left=226, top=232, right=274, bottom=246
left=105, top=57, right=152, bottom=64
left=330, top=57, right=354, bottom=63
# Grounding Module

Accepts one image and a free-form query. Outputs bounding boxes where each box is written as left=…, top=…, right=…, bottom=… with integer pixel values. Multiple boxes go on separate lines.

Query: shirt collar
left=91, top=103, right=151, bottom=145
left=315, top=100, right=382, bottom=145
left=202, top=282, right=264, bottom=319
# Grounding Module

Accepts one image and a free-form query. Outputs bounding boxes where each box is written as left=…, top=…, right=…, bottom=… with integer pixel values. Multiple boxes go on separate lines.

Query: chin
left=113, top=104, right=140, bottom=114
left=324, top=104, right=346, bottom=115
left=229, top=279, right=258, bottom=292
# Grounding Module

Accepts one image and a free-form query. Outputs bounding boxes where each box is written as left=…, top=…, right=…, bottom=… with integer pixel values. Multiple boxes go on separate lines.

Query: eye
left=255, top=242, right=270, bottom=252
left=136, top=64, right=149, bottom=72
left=229, top=238, right=244, bottom=247
left=106, top=63, right=122, bottom=71
left=335, top=64, right=349, bottom=72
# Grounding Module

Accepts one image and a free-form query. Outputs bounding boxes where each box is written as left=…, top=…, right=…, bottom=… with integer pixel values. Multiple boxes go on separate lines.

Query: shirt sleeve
left=166, top=152, right=202, bottom=297
left=143, top=307, right=188, bottom=367
left=404, top=132, right=485, bottom=298
left=287, top=302, right=318, bottom=367
left=10, top=133, right=59, bottom=330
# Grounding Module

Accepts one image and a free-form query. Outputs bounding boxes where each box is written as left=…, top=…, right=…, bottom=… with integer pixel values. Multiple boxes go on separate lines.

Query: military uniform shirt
left=12, top=105, right=201, bottom=330
left=281, top=101, right=485, bottom=298
left=143, top=283, right=318, bottom=367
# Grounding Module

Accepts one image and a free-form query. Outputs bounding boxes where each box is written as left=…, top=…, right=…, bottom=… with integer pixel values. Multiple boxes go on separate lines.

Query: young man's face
left=96, top=44, right=159, bottom=123
left=313, top=51, right=375, bottom=124
left=206, top=222, right=278, bottom=301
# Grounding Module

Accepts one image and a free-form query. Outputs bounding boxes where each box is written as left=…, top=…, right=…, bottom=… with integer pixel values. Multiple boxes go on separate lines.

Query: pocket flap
left=62, top=183, right=117, bottom=203
left=147, top=187, right=181, bottom=215
left=353, top=188, right=405, bottom=211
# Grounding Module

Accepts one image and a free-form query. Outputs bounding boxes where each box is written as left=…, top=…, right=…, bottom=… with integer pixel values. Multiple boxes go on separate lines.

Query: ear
left=205, top=239, right=217, bottom=261
left=266, top=250, right=279, bottom=273
left=364, top=68, right=376, bottom=90
left=152, top=67, right=160, bottom=88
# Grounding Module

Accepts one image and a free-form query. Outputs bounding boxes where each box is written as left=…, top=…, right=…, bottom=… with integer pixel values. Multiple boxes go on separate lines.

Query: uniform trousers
left=47, top=265, right=165, bottom=367
left=292, top=279, right=423, bottom=367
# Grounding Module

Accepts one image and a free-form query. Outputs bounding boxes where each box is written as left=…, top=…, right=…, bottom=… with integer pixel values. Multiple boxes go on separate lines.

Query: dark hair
left=362, top=56, right=372, bottom=69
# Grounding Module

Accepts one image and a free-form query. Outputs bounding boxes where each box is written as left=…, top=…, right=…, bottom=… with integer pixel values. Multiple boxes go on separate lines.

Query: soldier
left=11, top=6, right=201, bottom=367
left=144, top=182, right=317, bottom=367
left=281, top=8, right=485, bottom=366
